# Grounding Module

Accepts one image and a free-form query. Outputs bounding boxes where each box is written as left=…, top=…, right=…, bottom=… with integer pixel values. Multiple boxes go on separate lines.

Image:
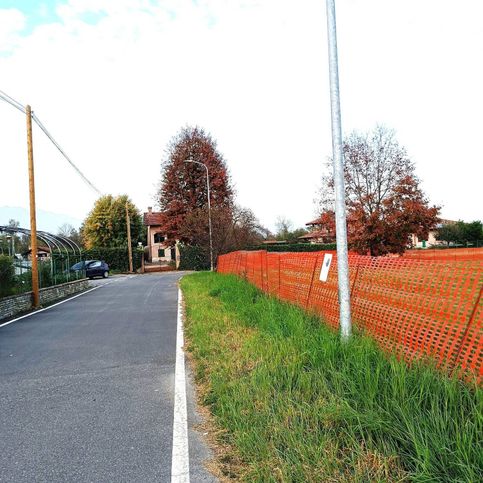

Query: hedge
left=246, top=243, right=337, bottom=252
left=178, top=245, right=210, bottom=271
left=0, top=255, right=15, bottom=297
left=82, top=247, right=143, bottom=272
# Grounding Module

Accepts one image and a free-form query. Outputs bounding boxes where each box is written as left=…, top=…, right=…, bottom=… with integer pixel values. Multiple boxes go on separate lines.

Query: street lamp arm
left=184, top=159, right=208, bottom=175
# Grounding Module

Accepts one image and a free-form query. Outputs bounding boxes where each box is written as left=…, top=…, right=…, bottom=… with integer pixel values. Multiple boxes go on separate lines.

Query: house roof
left=306, top=218, right=322, bottom=226
left=143, top=211, right=165, bottom=226
left=263, top=240, right=288, bottom=245
left=306, top=215, right=335, bottom=226
left=298, top=230, right=330, bottom=240
left=23, top=246, right=51, bottom=255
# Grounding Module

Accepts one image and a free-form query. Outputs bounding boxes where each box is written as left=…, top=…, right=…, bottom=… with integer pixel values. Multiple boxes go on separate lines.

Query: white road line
left=171, top=288, right=190, bottom=483
left=0, top=282, right=112, bottom=329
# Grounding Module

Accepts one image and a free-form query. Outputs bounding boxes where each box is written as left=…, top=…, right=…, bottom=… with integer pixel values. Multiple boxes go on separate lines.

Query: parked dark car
left=71, top=260, right=109, bottom=279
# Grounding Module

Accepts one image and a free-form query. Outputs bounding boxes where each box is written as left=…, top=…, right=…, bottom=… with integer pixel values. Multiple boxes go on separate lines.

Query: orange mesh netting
left=217, top=250, right=483, bottom=383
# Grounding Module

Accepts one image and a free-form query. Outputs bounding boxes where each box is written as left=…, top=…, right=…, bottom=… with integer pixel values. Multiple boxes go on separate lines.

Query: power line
left=0, top=89, right=102, bottom=196
left=0, top=89, right=25, bottom=113
left=31, top=113, right=102, bottom=196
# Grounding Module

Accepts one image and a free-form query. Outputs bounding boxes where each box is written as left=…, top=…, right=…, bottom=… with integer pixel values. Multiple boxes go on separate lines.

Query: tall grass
left=181, top=272, right=482, bottom=482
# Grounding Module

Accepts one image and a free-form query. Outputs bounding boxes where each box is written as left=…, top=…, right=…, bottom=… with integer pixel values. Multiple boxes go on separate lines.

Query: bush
left=246, top=243, right=337, bottom=252
left=37, top=260, right=53, bottom=288
left=82, top=247, right=143, bottom=272
left=0, top=255, right=15, bottom=297
left=178, top=244, right=210, bottom=271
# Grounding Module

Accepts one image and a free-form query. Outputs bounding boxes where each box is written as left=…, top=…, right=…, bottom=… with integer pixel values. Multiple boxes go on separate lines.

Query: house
left=143, top=207, right=180, bottom=266
left=299, top=213, right=337, bottom=244
left=410, top=219, right=457, bottom=248
left=23, top=246, right=51, bottom=260
left=302, top=212, right=456, bottom=249
left=262, top=240, right=288, bottom=245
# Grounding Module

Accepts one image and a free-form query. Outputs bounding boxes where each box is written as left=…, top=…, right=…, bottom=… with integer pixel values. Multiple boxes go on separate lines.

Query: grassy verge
left=181, top=272, right=482, bottom=482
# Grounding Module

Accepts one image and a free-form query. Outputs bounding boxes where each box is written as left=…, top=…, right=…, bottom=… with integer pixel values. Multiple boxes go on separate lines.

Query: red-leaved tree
left=318, top=126, right=440, bottom=256
left=178, top=205, right=266, bottom=261
left=158, top=126, right=234, bottom=245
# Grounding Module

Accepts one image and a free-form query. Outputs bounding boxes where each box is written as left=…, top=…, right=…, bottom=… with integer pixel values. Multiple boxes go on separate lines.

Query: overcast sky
left=1, top=0, right=482, bottom=231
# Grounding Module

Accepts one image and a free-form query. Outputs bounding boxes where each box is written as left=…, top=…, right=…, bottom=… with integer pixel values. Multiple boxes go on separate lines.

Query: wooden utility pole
left=125, top=201, right=133, bottom=273
left=26, top=105, right=40, bottom=308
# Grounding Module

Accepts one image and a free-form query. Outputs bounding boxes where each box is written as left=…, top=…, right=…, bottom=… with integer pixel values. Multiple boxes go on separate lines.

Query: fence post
left=260, top=251, right=264, bottom=291
left=450, top=285, right=482, bottom=376
left=278, top=253, right=281, bottom=295
left=305, top=254, right=320, bottom=309
left=350, top=264, right=360, bottom=298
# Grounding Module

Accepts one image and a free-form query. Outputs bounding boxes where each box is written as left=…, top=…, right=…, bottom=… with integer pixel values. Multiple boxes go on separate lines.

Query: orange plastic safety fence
left=217, top=250, right=483, bottom=383
left=403, top=247, right=483, bottom=261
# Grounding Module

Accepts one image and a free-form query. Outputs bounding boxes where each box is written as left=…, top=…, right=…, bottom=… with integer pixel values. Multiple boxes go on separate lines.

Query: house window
left=154, top=233, right=165, bottom=243
left=158, top=248, right=165, bottom=258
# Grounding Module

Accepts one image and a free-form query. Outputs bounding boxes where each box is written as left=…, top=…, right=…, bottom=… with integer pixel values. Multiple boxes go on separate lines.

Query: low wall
left=0, top=279, right=89, bottom=321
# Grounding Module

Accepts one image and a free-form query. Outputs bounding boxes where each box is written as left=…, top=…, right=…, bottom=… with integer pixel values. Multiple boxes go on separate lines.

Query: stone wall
left=0, top=279, right=89, bottom=321
left=0, top=292, right=32, bottom=321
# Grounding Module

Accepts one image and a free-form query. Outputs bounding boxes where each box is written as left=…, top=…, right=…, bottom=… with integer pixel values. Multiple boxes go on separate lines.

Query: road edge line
left=0, top=283, right=108, bottom=329
left=171, top=287, right=190, bottom=482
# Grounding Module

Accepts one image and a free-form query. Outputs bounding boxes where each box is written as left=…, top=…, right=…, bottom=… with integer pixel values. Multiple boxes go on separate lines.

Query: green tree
left=0, top=254, right=15, bottom=297
left=274, top=217, right=308, bottom=242
left=82, top=195, right=143, bottom=249
left=57, top=223, right=83, bottom=247
left=436, top=220, right=482, bottom=245
left=462, top=220, right=483, bottom=242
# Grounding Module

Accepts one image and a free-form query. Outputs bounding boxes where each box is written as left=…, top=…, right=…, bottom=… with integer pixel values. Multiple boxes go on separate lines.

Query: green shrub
left=82, top=247, right=143, bottom=272
left=0, top=255, right=15, bottom=297
left=246, top=242, right=336, bottom=252
left=178, top=244, right=210, bottom=271
left=37, top=260, right=53, bottom=288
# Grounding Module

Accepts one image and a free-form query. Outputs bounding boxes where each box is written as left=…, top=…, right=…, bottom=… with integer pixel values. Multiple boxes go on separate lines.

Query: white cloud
left=0, top=8, right=26, bottom=53
left=0, top=0, right=482, bottom=232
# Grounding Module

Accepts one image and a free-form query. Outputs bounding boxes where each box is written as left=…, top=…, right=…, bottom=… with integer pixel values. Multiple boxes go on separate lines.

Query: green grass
left=181, top=272, right=482, bottom=482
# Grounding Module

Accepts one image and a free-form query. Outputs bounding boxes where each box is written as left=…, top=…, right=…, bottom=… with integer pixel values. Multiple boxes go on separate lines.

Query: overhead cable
left=0, top=89, right=26, bottom=113
left=0, top=89, right=102, bottom=196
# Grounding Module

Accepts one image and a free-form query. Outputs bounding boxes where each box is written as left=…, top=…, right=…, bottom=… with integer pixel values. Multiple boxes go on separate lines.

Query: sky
left=1, top=0, right=482, bottom=232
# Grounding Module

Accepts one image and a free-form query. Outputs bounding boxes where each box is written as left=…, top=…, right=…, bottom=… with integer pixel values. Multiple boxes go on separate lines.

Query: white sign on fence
left=319, top=253, right=333, bottom=282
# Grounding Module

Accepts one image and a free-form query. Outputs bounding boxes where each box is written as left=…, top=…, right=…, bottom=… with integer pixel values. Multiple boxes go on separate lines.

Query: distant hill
left=0, top=206, right=82, bottom=233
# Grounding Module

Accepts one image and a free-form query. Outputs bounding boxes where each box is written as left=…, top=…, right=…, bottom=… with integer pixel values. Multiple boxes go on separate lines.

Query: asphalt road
left=0, top=273, right=215, bottom=483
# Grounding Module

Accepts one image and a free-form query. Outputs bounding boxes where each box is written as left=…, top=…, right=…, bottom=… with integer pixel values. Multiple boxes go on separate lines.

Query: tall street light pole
left=326, top=0, right=352, bottom=340
left=184, top=159, right=214, bottom=271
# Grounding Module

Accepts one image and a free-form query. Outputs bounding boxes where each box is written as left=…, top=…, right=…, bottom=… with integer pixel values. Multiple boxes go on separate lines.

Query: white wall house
left=143, top=207, right=180, bottom=267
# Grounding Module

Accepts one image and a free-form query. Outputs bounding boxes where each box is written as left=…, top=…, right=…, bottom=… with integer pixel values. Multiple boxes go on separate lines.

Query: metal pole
left=205, top=165, right=214, bottom=271
left=26, top=105, right=40, bottom=308
left=326, top=0, right=352, bottom=340
left=126, top=201, right=134, bottom=273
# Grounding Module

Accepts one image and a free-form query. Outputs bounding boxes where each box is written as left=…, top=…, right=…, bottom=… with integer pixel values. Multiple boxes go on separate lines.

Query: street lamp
left=326, top=0, right=352, bottom=340
left=6, top=234, right=12, bottom=256
left=184, top=159, right=214, bottom=271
